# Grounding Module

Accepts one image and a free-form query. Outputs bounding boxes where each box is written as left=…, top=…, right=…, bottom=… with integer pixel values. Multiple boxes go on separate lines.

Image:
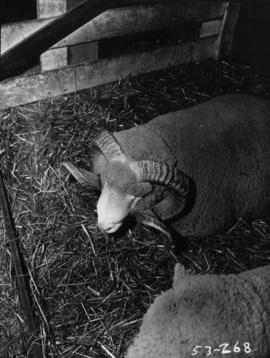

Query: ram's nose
left=98, top=220, right=122, bottom=233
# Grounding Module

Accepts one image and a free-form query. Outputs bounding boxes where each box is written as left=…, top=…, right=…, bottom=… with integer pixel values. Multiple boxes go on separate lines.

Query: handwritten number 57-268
left=191, top=342, right=253, bottom=356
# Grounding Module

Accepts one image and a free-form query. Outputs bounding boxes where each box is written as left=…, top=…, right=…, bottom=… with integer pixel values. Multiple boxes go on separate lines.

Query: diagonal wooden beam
left=0, top=0, right=178, bottom=81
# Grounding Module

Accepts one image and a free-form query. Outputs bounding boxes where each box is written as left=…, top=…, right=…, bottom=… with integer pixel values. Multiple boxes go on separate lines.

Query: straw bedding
left=0, top=59, right=270, bottom=357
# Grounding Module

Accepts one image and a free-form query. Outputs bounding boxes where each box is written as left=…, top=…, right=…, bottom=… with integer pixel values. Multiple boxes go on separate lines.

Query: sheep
left=63, top=94, right=270, bottom=238
left=125, top=263, right=270, bottom=358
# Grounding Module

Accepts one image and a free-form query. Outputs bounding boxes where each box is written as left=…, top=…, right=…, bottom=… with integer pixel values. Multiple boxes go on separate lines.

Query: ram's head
left=63, top=131, right=189, bottom=234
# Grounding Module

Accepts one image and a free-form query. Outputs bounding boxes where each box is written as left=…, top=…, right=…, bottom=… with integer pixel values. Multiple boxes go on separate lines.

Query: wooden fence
left=0, top=0, right=241, bottom=110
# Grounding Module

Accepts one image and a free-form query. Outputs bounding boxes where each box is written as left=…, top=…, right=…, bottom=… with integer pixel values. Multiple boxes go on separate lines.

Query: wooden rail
left=0, top=37, right=217, bottom=110
left=0, top=0, right=241, bottom=110
left=1, top=2, right=226, bottom=53
left=0, top=0, right=188, bottom=80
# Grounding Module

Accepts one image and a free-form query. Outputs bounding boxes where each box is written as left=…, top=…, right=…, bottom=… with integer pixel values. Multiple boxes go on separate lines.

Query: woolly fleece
left=126, top=264, right=270, bottom=358
left=112, top=94, right=270, bottom=236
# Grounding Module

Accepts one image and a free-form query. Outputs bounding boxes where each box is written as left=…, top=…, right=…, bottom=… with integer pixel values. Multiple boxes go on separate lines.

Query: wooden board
left=0, top=36, right=218, bottom=110
left=223, top=1, right=241, bottom=33
left=1, top=18, right=50, bottom=54
left=211, top=2, right=229, bottom=59
left=0, top=68, right=76, bottom=110
left=37, top=0, right=67, bottom=18
left=37, top=0, right=68, bottom=72
left=1, top=1, right=226, bottom=54
left=68, top=42, right=99, bottom=65
left=40, top=48, right=68, bottom=71
left=57, top=1, right=227, bottom=47
left=220, top=1, right=241, bottom=57
left=200, top=19, right=222, bottom=38
left=76, top=37, right=218, bottom=91
left=0, top=0, right=117, bottom=80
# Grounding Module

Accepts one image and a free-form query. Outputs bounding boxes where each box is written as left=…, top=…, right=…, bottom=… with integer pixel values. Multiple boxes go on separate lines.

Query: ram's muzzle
left=62, top=161, right=138, bottom=233
left=96, top=182, right=139, bottom=233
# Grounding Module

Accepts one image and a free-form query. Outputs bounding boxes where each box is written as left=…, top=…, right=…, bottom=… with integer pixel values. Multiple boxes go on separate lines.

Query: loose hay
left=0, top=59, right=270, bottom=357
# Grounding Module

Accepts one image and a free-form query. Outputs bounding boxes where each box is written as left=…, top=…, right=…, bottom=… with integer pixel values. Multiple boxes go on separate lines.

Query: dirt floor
left=0, top=59, right=270, bottom=357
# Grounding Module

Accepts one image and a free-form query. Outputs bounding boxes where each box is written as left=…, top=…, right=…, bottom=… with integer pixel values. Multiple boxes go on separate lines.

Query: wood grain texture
left=0, top=37, right=218, bottom=110
left=1, top=1, right=226, bottom=53
left=37, top=0, right=68, bottom=72
left=40, top=47, right=68, bottom=71
left=68, top=42, right=99, bottom=65
left=0, top=0, right=182, bottom=80
left=0, top=67, right=75, bottom=109
left=37, top=0, right=67, bottom=18
left=200, top=19, right=222, bottom=38
left=220, top=1, right=241, bottom=57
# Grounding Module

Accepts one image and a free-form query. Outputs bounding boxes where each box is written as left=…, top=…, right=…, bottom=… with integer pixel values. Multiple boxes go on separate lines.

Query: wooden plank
left=37, top=0, right=67, bottom=18
left=1, top=18, right=50, bottom=54
left=1, top=1, right=227, bottom=53
left=0, top=67, right=75, bottom=109
left=76, top=37, right=218, bottom=91
left=212, top=1, right=229, bottom=59
left=220, top=1, right=241, bottom=57
left=68, top=42, right=99, bottom=65
left=40, top=48, right=68, bottom=71
left=57, top=1, right=227, bottom=47
left=200, top=19, right=222, bottom=38
left=39, top=0, right=85, bottom=15
left=37, top=0, right=68, bottom=72
left=223, top=1, right=241, bottom=34
left=0, top=36, right=218, bottom=110
left=0, top=0, right=183, bottom=81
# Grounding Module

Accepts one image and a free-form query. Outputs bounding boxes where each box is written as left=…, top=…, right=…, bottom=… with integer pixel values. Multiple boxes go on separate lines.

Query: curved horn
left=134, top=211, right=172, bottom=248
left=130, top=161, right=189, bottom=196
left=62, top=162, right=101, bottom=189
left=94, top=130, right=126, bottom=162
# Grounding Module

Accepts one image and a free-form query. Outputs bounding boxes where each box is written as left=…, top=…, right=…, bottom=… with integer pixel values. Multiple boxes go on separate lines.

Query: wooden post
left=37, top=0, right=67, bottom=17
left=212, top=1, right=229, bottom=59
left=38, top=0, right=68, bottom=71
left=220, top=1, right=241, bottom=57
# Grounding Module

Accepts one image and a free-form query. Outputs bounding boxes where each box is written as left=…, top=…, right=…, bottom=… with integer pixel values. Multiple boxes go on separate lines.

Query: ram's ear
left=92, top=152, right=108, bottom=175
left=173, top=263, right=187, bottom=288
left=62, top=162, right=101, bottom=190
left=78, top=168, right=101, bottom=190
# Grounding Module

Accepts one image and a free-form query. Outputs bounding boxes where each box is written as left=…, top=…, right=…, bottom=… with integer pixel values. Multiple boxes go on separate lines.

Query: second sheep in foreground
left=125, top=263, right=270, bottom=358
